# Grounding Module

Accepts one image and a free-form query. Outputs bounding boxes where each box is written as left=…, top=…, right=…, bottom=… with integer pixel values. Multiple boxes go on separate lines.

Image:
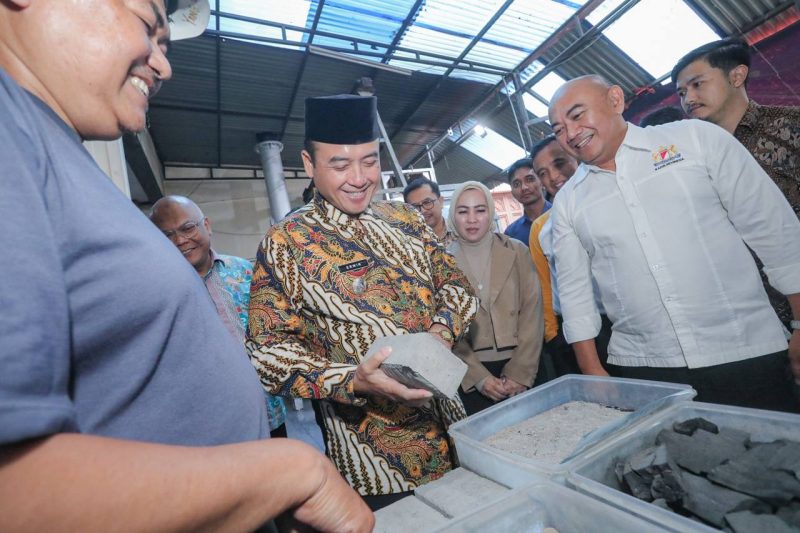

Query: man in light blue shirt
left=503, top=157, right=551, bottom=245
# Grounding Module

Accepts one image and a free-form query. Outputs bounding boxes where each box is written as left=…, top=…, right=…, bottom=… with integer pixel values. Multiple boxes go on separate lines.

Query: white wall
left=163, top=178, right=311, bottom=260
left=84, top=139, right=131, bottom=198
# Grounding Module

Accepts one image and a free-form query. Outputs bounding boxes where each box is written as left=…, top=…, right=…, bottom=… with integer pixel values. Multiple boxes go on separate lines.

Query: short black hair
left=529, top=136, right=557, bottom=163
left=639, top=106, right=684, bottom=127
left=671, top=38, right=751, bottom=87
left=506, top=158, right=533, bottom=183
left=303, top=138, right=316, bottom=163
left=403, top=177, right=440, bottom=202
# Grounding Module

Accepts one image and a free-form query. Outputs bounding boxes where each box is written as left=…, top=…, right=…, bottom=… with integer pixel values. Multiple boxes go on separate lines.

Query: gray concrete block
left=365, top=333, right=468, bottom=399
left=414, top=468, right=510, bottom=518
left=372, top=495, right=449, bottom=533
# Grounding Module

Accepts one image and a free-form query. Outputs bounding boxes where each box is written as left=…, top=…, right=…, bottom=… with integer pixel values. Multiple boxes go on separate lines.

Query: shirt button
left=652, top=264, right=660, bottom=271
left=629, top=202, right=637, bottom=207
left=640, top=232, right=647, bottom=238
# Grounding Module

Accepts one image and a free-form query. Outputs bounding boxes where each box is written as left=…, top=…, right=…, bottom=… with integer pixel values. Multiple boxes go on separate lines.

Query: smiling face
left=453, top=188, right=491, bottom=244
left=1, top=0, right=172, bottom=140
left=675, top=58, right=745, bottom=124
left=302, top=140, right=381, bottom=215
left=405, top=184, right=444, bottom=230
left=151, top=199, right=213, bottom=274
left=549, top=77, right=628, bottom=172
left=532, top=141, right=578, bottom=197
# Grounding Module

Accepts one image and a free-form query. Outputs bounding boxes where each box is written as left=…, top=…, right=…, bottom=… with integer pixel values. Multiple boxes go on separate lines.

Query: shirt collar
left=203, top=249, right=228, bottom=279
left=737, top=99, right=761, bottom=130
left=571, top=122, right=642, bottom=184
left=313, top=191, right=374, bottom=224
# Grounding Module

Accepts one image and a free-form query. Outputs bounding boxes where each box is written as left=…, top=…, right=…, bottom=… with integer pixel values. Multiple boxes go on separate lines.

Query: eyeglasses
left=410, top=197, right=438, bottom=211
left=163, top=219, right=204, bottom=240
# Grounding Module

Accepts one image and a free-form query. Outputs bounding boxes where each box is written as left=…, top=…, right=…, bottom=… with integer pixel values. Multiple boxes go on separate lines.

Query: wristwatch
left=431, top=327, right=455, bottom=344
left=791, top=320, right=800, bottom=331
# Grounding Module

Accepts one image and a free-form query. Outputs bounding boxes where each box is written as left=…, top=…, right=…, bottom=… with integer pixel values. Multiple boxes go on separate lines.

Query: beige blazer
left=453, top=233, right=544, bottom=392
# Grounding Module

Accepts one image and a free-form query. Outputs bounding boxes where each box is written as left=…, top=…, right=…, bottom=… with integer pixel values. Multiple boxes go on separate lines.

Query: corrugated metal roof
left=145, top=0, right=797, bottom=188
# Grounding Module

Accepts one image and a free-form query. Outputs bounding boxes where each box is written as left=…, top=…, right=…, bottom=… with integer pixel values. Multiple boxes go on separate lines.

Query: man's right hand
left=353, top=347, right=433, bottom=407
left=291, top=453, right=374, bottom=533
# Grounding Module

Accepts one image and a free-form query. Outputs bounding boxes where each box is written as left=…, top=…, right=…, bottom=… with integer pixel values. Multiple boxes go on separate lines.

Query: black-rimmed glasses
left=410, top=198, right=437, bottom=211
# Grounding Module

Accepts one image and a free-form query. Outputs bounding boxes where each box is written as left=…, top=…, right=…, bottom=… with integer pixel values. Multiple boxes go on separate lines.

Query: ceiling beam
left=406, top=0, right=640, bottom=168
left=380, top=0, right=426, bottom=64
left=208, top=9, right=508, bottom=73
left=278, top=0, right=326, bottom=141
left=387, top=0, right=516, bottom=161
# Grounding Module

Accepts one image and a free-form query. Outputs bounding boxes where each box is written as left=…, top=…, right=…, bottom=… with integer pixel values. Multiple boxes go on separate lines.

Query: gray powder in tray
left=484, top=401, right=629, bottom=464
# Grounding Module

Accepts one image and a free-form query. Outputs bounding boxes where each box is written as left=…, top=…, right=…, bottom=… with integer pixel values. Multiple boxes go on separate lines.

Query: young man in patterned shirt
left=150, top=195, right=288, bottom=437
left=673, top=38, right=800, bottom=328
left=247, top=94, right=478, bottom=511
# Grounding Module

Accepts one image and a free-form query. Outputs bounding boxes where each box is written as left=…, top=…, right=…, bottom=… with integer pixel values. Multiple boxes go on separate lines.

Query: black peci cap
left=304, top=95, right=380, bottom=145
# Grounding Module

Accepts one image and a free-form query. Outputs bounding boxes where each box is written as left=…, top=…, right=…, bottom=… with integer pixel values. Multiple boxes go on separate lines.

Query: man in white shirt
left=548, top=75, right=800, bottom=411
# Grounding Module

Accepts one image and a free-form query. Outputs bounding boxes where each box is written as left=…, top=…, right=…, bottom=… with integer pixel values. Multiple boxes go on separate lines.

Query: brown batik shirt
left=734, top=100, right=800, bottom=326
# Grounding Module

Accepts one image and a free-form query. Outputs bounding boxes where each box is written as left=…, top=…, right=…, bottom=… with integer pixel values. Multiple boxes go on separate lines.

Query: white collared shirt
left=551, top=120, right=800, bottom=368
left=538, top=214, right=604, bottom=316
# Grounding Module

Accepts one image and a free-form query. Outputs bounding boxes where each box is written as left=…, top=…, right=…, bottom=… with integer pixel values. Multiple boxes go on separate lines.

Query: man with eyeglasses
left=150, top=195, right=288, bottom=438
left=403, top=176, right=453, bottom=246
left=504, top=157, right=551, bottom=246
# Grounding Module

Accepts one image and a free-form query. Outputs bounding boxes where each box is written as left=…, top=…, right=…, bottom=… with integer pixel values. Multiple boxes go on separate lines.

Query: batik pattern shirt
left=734, top=100, right=800, bottom=216
left=734, top=100, right=800, bottom=325
left=206, top=252, right=287, bottom=431
left=247, top=194, right=478, bottom=496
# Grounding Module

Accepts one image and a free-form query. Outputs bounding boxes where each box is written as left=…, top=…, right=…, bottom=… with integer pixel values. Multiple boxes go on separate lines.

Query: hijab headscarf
left=447, top=181, right=495, bottom=309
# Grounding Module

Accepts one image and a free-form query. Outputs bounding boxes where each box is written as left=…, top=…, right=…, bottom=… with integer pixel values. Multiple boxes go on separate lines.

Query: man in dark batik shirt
left=673, top=38, right=800, bottom=327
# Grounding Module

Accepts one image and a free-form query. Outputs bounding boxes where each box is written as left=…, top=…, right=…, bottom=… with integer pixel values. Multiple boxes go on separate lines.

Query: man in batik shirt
left=150, top=195, right=287, bottom=437
left=246, top=95, right=478, bottom=511
left=674, top=38, right=800, bottom=327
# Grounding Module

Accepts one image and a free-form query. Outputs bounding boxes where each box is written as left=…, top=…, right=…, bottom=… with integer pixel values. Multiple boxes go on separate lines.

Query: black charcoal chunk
left=709, top=442, right=800, bottom=505
left=657, top=428, right=747, bottom=475
left=651, top=498, right=671, bottom=511
left=620, top=444, right=684, bottom=503
left=765, top=440, right=800, bottom=479
left=681, top=472, right=771, bottom=527
left=724, top=511, right=797, bottom=533
left=673, top=417, right=719, bottom=436
left=651, top=472, right=685, bottom=503
left=776, top=502, right=800, bottom=529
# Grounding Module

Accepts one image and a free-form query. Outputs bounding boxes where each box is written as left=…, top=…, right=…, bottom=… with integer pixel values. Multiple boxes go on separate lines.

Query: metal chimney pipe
left=255, top=132, right=292, bottom=224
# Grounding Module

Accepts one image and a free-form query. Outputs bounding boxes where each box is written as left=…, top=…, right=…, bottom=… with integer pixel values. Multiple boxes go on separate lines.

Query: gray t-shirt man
left=0, top=68, right=268, bottom=446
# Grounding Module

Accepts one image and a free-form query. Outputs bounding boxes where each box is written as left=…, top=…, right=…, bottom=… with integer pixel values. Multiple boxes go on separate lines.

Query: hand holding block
left=365, top=333, right=468, bottom=400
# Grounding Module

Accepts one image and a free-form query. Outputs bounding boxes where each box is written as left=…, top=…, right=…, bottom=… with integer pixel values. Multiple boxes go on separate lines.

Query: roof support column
left=255, top=134, right=292, bottom=224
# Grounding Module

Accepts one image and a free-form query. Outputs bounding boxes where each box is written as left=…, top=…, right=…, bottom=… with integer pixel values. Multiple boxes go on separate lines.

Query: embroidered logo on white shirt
left=652, top=145, right=684, bottom=171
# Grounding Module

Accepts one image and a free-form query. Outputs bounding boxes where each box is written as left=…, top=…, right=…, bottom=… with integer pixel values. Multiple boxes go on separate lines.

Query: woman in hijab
left=447, top=181, right=544, bottom=415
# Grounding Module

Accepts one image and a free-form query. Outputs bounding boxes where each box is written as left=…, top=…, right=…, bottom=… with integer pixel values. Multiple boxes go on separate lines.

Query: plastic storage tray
left=432, top=480, right=670, bottom=532
left=449, top=375, right=695, bottom=484
left=568, top=401, right=800, bottom=532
